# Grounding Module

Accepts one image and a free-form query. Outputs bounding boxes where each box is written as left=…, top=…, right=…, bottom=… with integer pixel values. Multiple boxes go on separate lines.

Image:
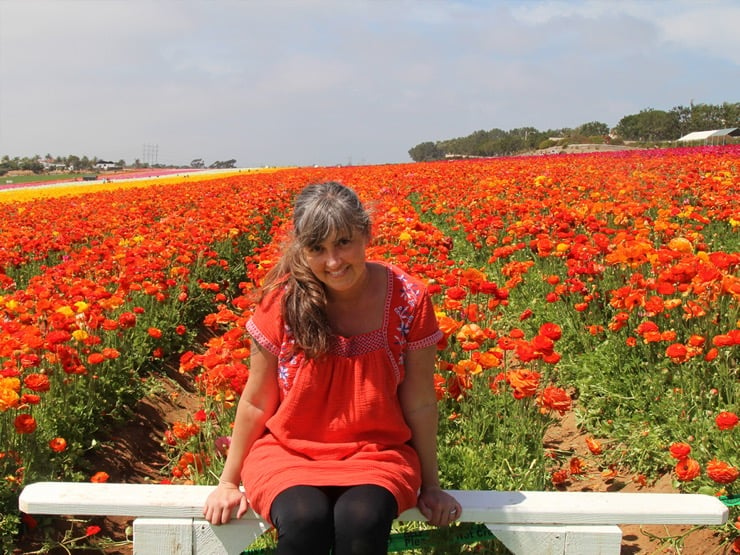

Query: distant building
left=677, top=128, right=740, bottom=145
left=94, top=160, right=123, bottom=171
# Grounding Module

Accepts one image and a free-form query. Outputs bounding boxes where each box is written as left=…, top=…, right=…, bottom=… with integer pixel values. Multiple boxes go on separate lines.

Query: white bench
left=19, top=482, right=728, bottom=555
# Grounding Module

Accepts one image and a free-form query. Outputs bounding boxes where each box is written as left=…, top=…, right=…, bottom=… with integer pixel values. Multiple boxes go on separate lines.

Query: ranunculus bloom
left=715, top=411, right=739, bottom=431
left=585, top=437, right=603, bottom=455
left=668, top=442, right=692, bottom=460
left=665, top=343, right=689, bottom=363
left=14, top=413, right=37, bottom=434
left=706, top=459, right=739, bottom=485
left=23, top=373, right=50, bottom=392
left=147, top=327, right=162, bottom=339
left=85, top=525, right=102, bottom=537
left=49, top=437, right=67, bottom=453
left=539, top=322, right=562, bottom=341
left=551, top=469, right=569, bottom=485
left=506, top=369, right=541, bottom=399
left=118, top=312, right=137, bottom=329
left=538, top=386, right=572, bottom=415
left=674, top=458, right=701, bottom=482
left=90, top=471, right=110, bottom=483
left=87, top=353, right=106, bottom=365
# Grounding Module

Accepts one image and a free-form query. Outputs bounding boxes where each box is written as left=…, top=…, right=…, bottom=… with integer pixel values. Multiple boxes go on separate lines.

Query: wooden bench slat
left=19, top=482, right=728, bottom=526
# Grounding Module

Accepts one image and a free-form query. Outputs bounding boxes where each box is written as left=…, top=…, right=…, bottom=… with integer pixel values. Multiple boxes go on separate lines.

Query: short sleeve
left=245, top=287, right=285, bottom=357
left=404, top=279, right=443, bottom=351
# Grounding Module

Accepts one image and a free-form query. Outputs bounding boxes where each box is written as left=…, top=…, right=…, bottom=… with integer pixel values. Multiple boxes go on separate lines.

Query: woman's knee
left=271, top=486, right=334, bottom=549
left=334, top=485, right=397, bottom=534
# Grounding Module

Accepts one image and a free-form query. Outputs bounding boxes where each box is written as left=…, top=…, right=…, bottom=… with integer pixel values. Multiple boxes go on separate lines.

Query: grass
left=0, top=173, right=80, bottom=185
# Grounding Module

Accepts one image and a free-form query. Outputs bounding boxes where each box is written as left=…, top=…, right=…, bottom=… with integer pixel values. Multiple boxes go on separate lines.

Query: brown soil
left=544, top=411, right=730, bottom=554
left=14, top=380, right=729, bottom=554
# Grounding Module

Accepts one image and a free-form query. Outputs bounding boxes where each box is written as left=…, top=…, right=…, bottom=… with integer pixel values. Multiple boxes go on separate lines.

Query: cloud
left=1, top=0, right=738, bottom=166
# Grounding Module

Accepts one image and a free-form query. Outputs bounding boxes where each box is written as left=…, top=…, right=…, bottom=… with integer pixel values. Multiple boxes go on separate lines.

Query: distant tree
left=190, top=158, right=205, bottom=169
left=408, top=141, right=444, bottom=162
left=67, top=155, right=81, bottom=171
left=575, top=121, right=609, bottom=136
left=614, top=109, right=679, bottom=141
left=117, top=159, right=126, bottom=167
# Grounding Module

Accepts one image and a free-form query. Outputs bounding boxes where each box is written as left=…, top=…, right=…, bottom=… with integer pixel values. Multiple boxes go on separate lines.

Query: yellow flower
left=74, top=301, right=89, bottom=313
left=56, top=306, right=75, bottom=317
left=72, top=329, right=89, bottom=342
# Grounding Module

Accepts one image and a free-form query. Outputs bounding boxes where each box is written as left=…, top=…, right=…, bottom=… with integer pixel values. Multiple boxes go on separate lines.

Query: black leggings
left=269, top=484, right=398, bottom=555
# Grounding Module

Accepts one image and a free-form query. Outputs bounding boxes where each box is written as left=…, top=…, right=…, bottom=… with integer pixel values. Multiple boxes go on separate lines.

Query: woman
left=203, top=182, right=460, bottom=554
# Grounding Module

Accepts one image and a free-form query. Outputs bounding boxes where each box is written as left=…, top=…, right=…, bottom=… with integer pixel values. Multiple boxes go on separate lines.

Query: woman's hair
left=261, top=182, right=371, bottom=358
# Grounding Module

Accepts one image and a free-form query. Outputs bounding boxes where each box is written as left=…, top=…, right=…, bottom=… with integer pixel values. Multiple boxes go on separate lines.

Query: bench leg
left=193, top=518, right=272, bottom=555
left=134, top=517, right=193, bottom=554
left=487, top=524, right=622, bottom=555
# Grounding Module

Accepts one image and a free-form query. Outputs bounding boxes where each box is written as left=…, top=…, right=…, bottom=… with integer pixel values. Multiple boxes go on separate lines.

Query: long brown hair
left=261, top=182, right=371, bottom=358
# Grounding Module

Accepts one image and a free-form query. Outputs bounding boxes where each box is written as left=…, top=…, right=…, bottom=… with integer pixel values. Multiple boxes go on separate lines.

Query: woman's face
left=303, top=229, right=369, bottom=299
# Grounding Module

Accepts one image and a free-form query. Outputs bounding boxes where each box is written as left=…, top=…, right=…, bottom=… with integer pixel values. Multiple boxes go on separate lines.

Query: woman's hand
left=203, top=482, right=249, bottom=525
left=417, top=485, right=462, bottom=527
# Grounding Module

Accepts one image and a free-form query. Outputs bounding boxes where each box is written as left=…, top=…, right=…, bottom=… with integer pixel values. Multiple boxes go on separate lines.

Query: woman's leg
left=333, top=485, right=397, bottom=555
left=270, top=485, right=334, bottom=555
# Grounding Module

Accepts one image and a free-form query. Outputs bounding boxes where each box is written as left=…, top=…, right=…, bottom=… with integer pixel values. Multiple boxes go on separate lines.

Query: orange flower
left=506, top=369, right=541, bottom=399
left=674, top=458, right=701, bottom=482
left=147, top=327, right=163, bottom=339
left=569, top=457, right=586, bottom=475
left=49, top=437, right=67, bottom=453
left=668, top=442, right=692, bottom=460
left=706, top=459, right=739, bottom=485
left=90, top=471, right=110, bottom=483
left=585, top=437, right=603, bottom=455
left=87, top=353, right=106, bottom=365
left=551, top=469, right=569, bottom=485
left=715, top=411, right=739, bottom=431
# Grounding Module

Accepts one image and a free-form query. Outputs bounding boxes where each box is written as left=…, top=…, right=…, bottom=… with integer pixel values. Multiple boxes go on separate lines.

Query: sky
left=1, top=0, right=738, bottom=168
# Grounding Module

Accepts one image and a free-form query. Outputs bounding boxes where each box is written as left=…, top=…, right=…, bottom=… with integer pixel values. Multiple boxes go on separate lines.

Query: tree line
left=0, top=154, right=236, bottom=176
left=409, top=101, right=740, bottom=162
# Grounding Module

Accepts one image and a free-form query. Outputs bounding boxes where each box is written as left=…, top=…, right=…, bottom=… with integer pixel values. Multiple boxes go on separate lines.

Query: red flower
left=715, top=411, right=739, bottom=431
left=118, top=312, right=137, bottom=329
left=538, top=322, right=562, bottom=341
left=147, top=327, right=162, bottom=339
left=538, top=386, right=572, bottom=415
left=90, top=471, right=110, bottom=483
left=14, top=414, right=37, bottom=434
left=85, top=525, right=102, bottom=537
left=23, top=373, right=50, bottom=392
left=665, top=343, right=689, bottom=363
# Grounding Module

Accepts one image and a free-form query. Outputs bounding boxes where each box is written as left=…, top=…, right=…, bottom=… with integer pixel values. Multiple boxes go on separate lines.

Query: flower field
left=1, top=146, right=738, bottom=553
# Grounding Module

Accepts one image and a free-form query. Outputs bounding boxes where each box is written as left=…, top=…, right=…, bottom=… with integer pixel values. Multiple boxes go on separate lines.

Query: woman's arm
left=399, top=344, right=461, bottom=527
left=203, top=339, right=280, bottom=525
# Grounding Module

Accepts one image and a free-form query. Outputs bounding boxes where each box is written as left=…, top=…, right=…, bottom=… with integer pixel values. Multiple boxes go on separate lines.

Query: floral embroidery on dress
left=276, top=326, right=303, bottom=398
left=393, top=273, right=422, bottom=367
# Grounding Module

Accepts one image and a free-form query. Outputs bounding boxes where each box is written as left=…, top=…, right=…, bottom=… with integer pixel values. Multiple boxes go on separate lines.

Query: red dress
left=242, top=262, right=442, bottom=524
